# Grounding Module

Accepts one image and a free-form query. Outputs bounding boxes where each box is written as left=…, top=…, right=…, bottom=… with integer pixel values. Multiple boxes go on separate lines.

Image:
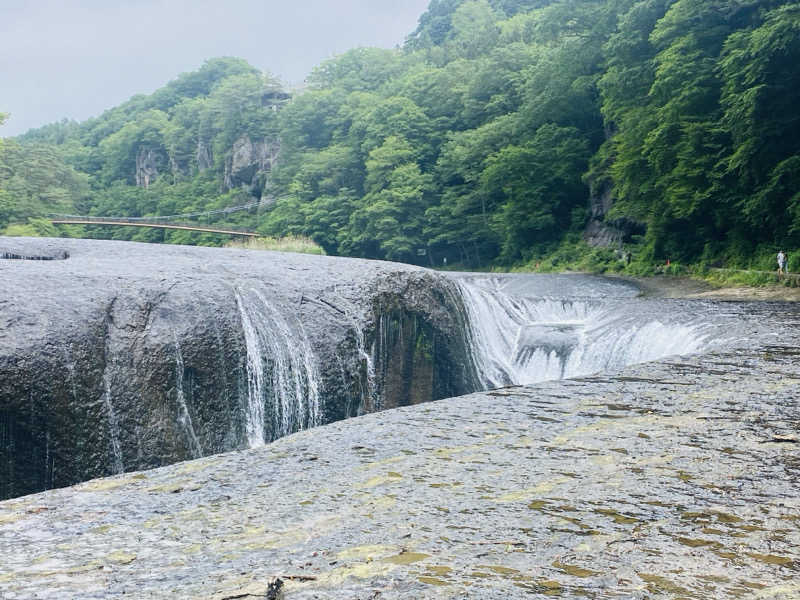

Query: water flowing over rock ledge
left=2, top=237, right=733, bottom=501
left=1, top=344, right=798, bottom=599
left=0, top=237, right=478, bottom=499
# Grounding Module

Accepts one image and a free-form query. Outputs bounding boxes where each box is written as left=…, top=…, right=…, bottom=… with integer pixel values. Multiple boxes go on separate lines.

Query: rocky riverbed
left=625, top=274, right=800, bottom=303
left=1, top=337, right=799, bottom=598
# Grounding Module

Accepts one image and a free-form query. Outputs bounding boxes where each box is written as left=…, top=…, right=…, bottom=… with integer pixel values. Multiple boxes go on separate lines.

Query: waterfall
left=458, top=276, right=710, bottom=388
left=234, top=286, right=322, bottom=447
left=337, top=294, right=377, bottom=415
left=173, top=336, right=202, bottom=459
left=101, top=373, right=124, bottom=474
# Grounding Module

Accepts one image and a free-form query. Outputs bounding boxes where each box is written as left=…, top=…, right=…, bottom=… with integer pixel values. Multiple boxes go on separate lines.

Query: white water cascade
left=339, top=298, right=378, bottom=417
left=100, top=373, right=124, bottom=474
left=173, top=335, right=203, bottom=459
left=235, top=286, right=322, bottom=447
left=458, top=276, right=711, bottom=388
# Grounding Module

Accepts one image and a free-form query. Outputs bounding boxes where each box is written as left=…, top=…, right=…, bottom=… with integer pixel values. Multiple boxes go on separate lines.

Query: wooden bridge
left=50, top=217, right=259, bottom=237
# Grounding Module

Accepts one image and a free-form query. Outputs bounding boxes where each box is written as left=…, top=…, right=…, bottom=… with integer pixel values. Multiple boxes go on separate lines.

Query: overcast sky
left=0, top=0, right=432, bottom=137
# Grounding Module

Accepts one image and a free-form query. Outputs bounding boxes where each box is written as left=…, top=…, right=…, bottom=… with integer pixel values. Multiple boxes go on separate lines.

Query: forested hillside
left=2, top=0, right=799, bottom=270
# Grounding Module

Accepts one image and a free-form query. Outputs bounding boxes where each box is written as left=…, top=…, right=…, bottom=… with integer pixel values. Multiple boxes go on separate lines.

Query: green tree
left=307, top=48, right=412, bottom=92
left=426, top=114, right=518, bottom=265
left=482, top=124, right=589, bottom=260
left=346, top=163, right=434, bottom=262
left=406, top=0, right=464, bottom=50
left=98, top=109, right=169, bottom=184
left=0, top=141, right=89, bottom=231
left=445, top=1, right=501, bottom=60
left=719, top=3, right=800, bottom=245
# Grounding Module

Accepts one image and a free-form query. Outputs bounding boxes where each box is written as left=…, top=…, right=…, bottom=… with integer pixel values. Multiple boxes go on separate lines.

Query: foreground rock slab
left=1, top=345, right=799, bottom=599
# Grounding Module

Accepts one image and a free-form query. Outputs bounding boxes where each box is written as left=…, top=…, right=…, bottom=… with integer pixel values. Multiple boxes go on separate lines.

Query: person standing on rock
left=777, top=250, right=787, bottom=276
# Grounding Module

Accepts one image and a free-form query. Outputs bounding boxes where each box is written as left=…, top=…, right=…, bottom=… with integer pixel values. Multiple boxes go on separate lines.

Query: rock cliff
left=134, top=146, right=164, bottom=188
left=0, top=237, right=478, bottom=500
left=223, top=134, right=280, bottom=192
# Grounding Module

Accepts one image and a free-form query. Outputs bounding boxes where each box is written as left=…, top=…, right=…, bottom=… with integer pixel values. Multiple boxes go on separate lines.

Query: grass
left=224, top=235, right=326, bottom=255
left=515, top=240, right=632, bottom=275
left=698, top=267, right=799, bottom=288
left=508, top=240, right=800, bottom=290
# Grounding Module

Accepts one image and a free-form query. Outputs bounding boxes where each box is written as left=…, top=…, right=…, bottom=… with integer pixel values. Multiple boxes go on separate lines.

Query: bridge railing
left=48, top=201, right=263, bottom=223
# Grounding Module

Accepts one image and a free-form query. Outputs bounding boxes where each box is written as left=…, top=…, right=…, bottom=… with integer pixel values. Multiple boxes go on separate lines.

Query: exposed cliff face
left=223, top=134, right=280, bottom=192
left=133, top=133, right=279, bottom=194
left=135, top=147, right=164, bottom=188
left=196, top=139, right=213, bottom=171
left=583, top=183, right=647, bottom=249
left=584, top=184, right=621, bottom=247
left=0, top=237, right=478, bottom=500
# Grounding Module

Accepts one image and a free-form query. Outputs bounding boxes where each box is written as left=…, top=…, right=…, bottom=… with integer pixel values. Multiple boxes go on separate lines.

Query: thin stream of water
left=235, top=285, right=322, bottom=447
left=173, top=335, right=203, bottom=458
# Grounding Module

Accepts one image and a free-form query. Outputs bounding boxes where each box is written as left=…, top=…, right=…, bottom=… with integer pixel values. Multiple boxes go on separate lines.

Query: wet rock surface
left=1, top=339, right=798, bottom=598
left=0, top=237, right=477, bottom=499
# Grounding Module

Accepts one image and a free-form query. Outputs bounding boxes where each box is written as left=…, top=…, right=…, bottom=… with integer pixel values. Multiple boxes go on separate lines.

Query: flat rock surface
left=0, top=235, right=428, bottom=353
left=622, top=274, right=800, bottom=302
left=2, top=342, right=799, bottom=599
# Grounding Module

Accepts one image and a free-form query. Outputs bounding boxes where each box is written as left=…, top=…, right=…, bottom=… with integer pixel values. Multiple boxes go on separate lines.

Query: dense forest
left=2, top=0, right=799, bottom=271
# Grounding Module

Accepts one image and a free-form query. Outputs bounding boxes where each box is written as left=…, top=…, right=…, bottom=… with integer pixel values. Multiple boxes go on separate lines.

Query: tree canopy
left=3, top=1, right=799, bottom=269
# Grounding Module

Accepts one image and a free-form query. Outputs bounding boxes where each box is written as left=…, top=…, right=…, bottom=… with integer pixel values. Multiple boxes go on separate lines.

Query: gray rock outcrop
left=583, top=184, right=625, bottom=248
left=196, top=139, right=214, bottom=171
left=134, top=147, right=164, bottom=188
left=223, top=135, right=280, bottom=190
left=0, top=237, right=478, bottom=500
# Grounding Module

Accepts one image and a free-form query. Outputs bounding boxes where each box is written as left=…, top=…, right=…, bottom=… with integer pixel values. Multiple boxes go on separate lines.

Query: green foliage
left=482, top=124, right=590, bottom=261
left=3, top=217, right=59, bottom=238
left=600, top=0, right=800, bottom=266
left=347, top=161, right=434, bottom=262
left=518, top=235, right=643, bottom=274
left=307, top=48, right=412, bottom=92
left=3, top=0, right=799, bottom=276
left=0, top=141, right=90, bottom=231
left=702, top=268, right=794, bottom=289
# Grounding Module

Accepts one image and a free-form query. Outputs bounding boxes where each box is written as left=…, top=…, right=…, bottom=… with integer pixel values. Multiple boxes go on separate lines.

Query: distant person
left=777, top=250, right=786, bottom=275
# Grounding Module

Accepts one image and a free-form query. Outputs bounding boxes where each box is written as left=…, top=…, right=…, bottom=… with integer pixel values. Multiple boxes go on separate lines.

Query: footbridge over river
left=49, top=217, right=259, bottom=237
left=49, top=200, right=262, bottom=237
